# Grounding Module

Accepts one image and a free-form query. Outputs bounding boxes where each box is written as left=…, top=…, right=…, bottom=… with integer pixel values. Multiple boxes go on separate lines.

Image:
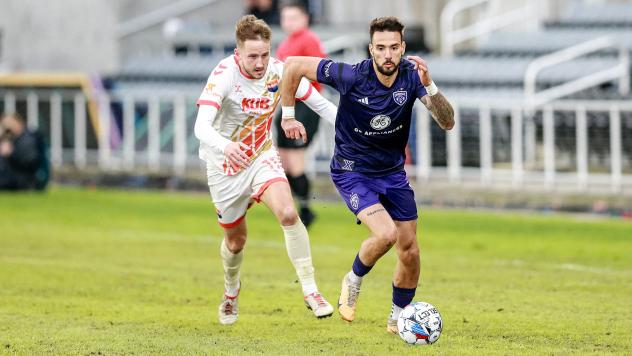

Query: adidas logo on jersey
left=358, top=97, right=369, bottom=105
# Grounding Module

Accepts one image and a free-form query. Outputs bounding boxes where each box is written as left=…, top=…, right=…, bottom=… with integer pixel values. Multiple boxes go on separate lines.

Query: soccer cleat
left=387, top=304, right=403, bottom=334
left=304, top=292, right=334, bottom=318
left=386, top=318, right=398, bottom=334
left=218, top=291, right=239, bottom=325
left=338, top=274, right=361, bottom=322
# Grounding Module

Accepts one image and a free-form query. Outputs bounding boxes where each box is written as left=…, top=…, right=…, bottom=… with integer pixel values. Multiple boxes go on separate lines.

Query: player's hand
left=223, top=142, right=251, bottom=169
left=281, top=118, right=307, bottom=143
left=0, top=140, right=13, bottom=157
left=406, top=55, right=432, bottom=87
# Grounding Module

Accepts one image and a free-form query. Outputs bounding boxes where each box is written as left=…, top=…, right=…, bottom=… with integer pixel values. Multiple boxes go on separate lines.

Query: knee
left=278, top=206, right=299, bottom=226
left=377, top=226, right=398, bottom=249
left=401, top=244, right=420, bottom=266
left=225, top=234, right=246, bottom=253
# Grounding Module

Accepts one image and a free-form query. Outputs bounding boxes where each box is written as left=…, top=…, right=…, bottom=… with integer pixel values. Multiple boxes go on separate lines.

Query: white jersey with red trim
left=197, top=55, right=313, bottom=176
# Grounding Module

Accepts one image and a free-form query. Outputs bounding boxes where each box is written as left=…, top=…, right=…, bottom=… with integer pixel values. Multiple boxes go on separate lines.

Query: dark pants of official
left=0, top=158, right=34, bottom=190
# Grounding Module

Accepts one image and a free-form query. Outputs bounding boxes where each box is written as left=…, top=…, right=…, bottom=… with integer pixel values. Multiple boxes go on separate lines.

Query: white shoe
left=304, top=292, right=334, bottom=318
left=387, top=304, right=402, bottom=334
left=218, top=291, right=239, bottom=325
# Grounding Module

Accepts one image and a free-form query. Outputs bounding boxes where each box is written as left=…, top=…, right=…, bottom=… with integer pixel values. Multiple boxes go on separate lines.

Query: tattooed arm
left=406, top=55, right=455, bottom=131
left=420, top=92, right=454, bottom=131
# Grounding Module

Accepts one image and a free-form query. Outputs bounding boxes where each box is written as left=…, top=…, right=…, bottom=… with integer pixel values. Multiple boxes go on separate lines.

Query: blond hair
left=235, top=15, right=272, bottom=47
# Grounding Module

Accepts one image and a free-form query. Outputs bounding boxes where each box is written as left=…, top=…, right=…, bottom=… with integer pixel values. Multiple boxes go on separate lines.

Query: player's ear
left=401, top=41, right=406, bottom=54
left=368, top=43, right=373, bottom=57
left=234, top=47, right=239, bottom=57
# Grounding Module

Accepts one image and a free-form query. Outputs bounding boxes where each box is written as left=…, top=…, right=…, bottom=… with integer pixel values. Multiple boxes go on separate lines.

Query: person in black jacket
left=0, top=113, right=49, bottom=190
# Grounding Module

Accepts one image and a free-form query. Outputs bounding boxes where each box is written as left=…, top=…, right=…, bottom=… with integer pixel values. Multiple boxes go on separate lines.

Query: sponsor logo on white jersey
left=241, top=97, right=271, bottom=114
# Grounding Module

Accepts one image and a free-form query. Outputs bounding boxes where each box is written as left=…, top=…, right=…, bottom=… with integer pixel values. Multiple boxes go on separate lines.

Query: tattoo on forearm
left=426, top=92, right=455, bottom=130
left=366, top=208, right=385, bottom=216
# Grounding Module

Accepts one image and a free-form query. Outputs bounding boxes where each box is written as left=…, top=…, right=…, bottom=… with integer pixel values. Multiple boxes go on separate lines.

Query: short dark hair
left=280, top=0, right=309, bottom=16
left=235, top=15, right=272, bottom=47
left=369, top=17, right=405, bottom=42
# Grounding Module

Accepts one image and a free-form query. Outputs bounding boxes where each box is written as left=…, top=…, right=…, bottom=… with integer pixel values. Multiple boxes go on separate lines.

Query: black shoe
left=299, top=206, right=316, bottom=228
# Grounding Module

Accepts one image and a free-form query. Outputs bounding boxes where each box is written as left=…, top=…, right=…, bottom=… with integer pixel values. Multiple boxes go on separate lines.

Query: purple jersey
left=316, top=58, right=427, bottom=176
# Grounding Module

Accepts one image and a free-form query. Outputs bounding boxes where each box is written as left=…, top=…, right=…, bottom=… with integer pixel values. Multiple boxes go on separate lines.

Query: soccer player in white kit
left=194, top=15, right=336, bottom=325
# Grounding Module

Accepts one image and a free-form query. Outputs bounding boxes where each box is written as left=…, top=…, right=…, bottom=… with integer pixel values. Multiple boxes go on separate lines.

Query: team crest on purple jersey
left=393, top=90, right=407, bottom=106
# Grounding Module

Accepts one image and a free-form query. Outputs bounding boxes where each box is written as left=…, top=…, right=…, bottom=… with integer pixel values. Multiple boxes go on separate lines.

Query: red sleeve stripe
left=296, top=84, right=313, bottom=102
left=197, top=100, right=221, bottom=109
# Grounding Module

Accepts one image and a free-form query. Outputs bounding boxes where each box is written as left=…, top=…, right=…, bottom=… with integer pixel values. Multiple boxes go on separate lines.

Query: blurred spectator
left=244, top=0, right=280, bottom=26
left=273, top=1, right=326, bottom=227
left=0, top=113, right=49, bottom=191
left=279, top=0, right=318, bottom=24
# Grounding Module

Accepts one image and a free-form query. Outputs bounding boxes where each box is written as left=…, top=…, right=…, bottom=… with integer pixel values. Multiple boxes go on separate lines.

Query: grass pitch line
left=495, top=258, right=631, bottom=276
left=556, top=263, right=631, bottom=275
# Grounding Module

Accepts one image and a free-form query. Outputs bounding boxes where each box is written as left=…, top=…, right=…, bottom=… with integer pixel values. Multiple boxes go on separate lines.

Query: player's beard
left=240, top=59, right=266, bottom=79
left=374, top=58, right=399, bottom=76
left=247, top=65, right=266, bottom=79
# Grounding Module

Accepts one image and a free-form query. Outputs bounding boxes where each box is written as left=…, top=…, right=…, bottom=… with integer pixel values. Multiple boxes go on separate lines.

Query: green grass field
left=1, top=187, right=631, bottom=355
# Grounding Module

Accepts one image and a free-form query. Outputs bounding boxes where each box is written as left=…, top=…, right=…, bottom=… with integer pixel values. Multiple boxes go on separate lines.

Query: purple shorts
left=330, top=170, right=417, bottom=221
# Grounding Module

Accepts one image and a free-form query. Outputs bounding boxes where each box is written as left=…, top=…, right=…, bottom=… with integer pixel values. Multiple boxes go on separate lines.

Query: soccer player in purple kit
left=279, top=17, right=455, bottom=333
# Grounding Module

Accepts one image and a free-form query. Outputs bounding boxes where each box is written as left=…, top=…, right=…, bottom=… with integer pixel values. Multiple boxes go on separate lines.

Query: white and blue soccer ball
left=397, top=301, right=443, bottom=345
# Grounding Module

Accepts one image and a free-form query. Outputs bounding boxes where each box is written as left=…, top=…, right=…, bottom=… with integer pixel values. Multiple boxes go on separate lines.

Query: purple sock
left=392, top=284, right=416, bottom=308
left=351, top=254, right=373, bottom=277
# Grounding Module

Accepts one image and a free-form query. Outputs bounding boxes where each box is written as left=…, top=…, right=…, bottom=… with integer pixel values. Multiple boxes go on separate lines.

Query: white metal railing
left=440, top=0, right=541, bottom=56
left=1, top=91, right=631, bottom=194
left=524, top=36, right=631, bottom=108
left=419, top=98, right=632, bottom=193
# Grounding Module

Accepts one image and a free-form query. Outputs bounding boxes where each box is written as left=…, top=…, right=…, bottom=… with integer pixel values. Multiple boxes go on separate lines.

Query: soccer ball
left=397, top=301, right=443, bottom=345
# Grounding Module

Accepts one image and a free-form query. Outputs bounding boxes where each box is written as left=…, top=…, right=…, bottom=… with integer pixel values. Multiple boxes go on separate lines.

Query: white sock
left=220, top=239, right=243, bottom=297
left=281, top=221, right=318, bottom=296
left=389, top=304, right=404, bottom=321
left=347, top=270, right=363, bottom=285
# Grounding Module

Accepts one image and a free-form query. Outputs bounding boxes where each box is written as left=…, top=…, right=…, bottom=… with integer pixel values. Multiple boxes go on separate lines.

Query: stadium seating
left=101, top=0, right=632, bottom=174
left=476, top=29, right=632, bottom=57
left=429, top=1, right=632, bottom=101
left=414, top=0, right=632, bottom=169
left=108, top=1, right=632, bottom=102
left=546, top=1, right=632, bottom=28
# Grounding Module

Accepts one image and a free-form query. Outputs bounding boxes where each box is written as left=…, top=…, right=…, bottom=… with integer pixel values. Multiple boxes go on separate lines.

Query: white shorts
left=207, top=147, right=287, bottom=228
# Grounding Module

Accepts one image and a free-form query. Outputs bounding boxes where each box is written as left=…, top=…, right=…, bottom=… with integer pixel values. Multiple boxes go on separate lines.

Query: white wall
left=0, top=0, right=242, bottom=73
left=0, top=0, right=118, bottom=73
